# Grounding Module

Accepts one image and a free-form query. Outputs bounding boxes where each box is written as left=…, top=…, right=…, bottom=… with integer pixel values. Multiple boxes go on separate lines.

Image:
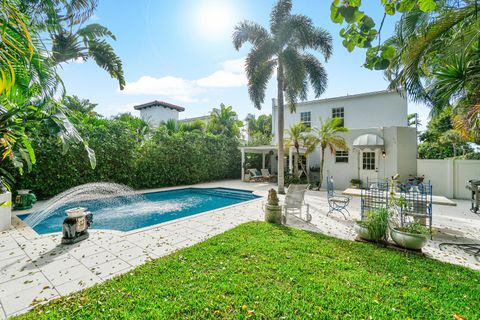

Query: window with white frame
left=362, top=152, right=376, bottom=170
left=332, top=107, right=344, bottom=126
left=300, top=111, right=311, bottom=127
left=335, top=150, right=349, bottom=163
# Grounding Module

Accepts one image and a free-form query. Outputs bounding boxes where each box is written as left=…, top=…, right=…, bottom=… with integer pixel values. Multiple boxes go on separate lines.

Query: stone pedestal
left=0, top=192, right=12, bottom=231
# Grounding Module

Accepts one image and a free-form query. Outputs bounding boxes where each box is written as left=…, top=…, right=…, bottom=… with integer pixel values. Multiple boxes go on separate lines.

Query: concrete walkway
left=0, top=180, right=479, bottom=318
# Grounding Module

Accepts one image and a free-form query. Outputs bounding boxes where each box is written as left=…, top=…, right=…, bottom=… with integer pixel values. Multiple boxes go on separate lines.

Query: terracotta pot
left=391, top=228, right=428, bottom=250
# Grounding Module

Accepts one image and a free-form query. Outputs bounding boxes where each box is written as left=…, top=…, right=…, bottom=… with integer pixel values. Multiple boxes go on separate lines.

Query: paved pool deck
left=0, top=180, right=479, bottom=318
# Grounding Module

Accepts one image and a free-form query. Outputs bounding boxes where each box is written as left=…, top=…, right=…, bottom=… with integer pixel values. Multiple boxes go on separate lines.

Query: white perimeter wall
left=417, top=159, right=480, bottom=199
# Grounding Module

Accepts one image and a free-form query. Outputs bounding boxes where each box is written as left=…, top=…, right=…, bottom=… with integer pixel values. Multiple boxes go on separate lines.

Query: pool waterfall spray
left=24, top=183, right=145, bottom=228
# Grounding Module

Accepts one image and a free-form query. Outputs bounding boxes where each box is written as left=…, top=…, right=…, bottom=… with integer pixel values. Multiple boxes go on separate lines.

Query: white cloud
left=122, top=57, right=247, bottom=102
left=122, top=76, right=202, bottom=102
left=196, top=70, right=246, bottom=88
left=221, top=57, right=246, bottom=74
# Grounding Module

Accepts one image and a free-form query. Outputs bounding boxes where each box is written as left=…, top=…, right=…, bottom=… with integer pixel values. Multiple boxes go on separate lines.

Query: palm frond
left=87, top=39, right=125, bottom=89
left=233, top=21, right=270, bottom=50
left=247, top=60, right=276, bottom=109
left=283, top=15, right=333, bottom=60
left=270, top=0, right=292, bottom=34
left=77, top=23, right=116, bottom=41
left=303, top=53, right=328, bottom=98
left=245, top=39, right=276, bottom=79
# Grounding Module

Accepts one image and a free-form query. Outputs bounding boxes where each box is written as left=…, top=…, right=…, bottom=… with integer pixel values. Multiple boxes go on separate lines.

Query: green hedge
left=15, top=119, right=240, bottom=199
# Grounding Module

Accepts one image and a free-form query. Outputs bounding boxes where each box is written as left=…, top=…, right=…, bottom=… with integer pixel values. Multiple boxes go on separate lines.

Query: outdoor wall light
left=382, top=150, right=386, bottom=159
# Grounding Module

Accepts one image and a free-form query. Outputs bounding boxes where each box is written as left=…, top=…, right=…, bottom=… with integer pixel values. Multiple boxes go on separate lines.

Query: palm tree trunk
left=293, top=153, right=298, bottom=178
left=277, top=63, right=285, bottom=194
left=296, top=148, right=309, bottom=184
left=319, top=147, right=325, bottom=190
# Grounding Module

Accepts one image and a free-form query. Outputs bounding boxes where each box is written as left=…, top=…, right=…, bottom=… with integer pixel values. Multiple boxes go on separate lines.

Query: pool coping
left=12, top=187, right=265, bottom=240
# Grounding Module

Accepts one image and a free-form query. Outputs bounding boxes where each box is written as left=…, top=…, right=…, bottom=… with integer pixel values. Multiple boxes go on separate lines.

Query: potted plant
left=354, top=208, right=389, bottom=242
left=264, top=189, right=282, bottom=224
left=388, top=191, right=429, bottom=250
left=350, top=178, right=362, bottom=189
left=390, top=222, right=429, bottom=250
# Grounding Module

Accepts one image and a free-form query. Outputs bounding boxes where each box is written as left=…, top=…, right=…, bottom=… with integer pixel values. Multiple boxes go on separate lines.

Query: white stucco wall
left=306, top=127, right=416, bottom=189
left=139, top=106, right=179, bottom=128
left=273, top=90, right=408, bottom=142
left=418, top=159, right=480, bottom=199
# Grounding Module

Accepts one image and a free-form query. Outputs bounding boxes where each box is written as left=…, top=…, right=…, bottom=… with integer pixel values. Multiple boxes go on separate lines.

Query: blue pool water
left=19, top=188, right=259, bottom=235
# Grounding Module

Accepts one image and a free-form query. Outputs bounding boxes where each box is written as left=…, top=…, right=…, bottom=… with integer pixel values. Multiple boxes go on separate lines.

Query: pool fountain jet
left=61, top=207, right=93, bottom=244
left=24, top=182, right=144, bottom=228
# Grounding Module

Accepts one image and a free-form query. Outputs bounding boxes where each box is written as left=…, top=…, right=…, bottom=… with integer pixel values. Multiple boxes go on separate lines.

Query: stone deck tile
left=81, top=251, right=117, bottom=269
left=0, top=282, right=58, bottom=316
left=47, top=264, right=96, bottom=287
left=55, top=274, right=102, bottom=296
left=90, top=258, right=131, bottom=280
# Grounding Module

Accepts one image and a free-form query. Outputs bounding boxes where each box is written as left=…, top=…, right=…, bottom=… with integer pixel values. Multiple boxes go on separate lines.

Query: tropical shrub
left=134, top=130, right=240, bottom=189
left=15, top=118, right=241, bottom=199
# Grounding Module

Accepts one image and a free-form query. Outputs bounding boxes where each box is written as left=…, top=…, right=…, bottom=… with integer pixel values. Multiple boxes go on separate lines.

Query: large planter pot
left=354, top=223, right=383, bottom=241
left=265, top=204, right=282, bottom=224
left=390, top=228, right=428, bottom=250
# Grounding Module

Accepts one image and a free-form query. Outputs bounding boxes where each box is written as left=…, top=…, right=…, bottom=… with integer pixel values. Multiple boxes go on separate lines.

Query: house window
left=300, top=112, right=311, bottom=127
left=362, top=152, right=376, bottom=170
left=332, top=107, right=344, bottom=126
left=335, top=151, right=349, bottom=163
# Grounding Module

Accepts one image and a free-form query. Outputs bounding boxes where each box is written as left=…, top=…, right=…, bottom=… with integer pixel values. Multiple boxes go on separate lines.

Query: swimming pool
left=19, top=188, right=259, bottom=235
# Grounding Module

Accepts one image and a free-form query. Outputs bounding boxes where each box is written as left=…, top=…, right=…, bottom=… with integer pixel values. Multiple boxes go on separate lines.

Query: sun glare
left=194, top=1, right=236, bottom=40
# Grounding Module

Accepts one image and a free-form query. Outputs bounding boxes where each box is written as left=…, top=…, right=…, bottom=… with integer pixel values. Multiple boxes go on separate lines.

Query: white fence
left=417, top=159, right=480, bottom=199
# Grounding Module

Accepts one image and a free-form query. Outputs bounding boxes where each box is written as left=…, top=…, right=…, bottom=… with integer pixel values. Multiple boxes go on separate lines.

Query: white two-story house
left=270, top=90, right=417, bottom=189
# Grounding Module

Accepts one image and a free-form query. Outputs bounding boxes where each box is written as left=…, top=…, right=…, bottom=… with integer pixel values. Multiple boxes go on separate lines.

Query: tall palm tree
left=284, top=122, right=311, bottom=180
left=208, top=104, right=243, bottom=138
left=233, top=0, right=332, bottom=193
left=308, top=117, right=348, bottom=189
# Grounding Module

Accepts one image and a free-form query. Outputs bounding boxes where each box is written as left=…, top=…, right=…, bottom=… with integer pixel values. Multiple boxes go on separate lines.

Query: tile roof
left=133, top=100, right=185, bottom=112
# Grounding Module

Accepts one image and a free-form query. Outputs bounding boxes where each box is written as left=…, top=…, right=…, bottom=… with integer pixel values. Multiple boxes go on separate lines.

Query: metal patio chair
left=361, top=180, right=389, bottom=219
left=400, top=180, right=433, bottom=239
left=282, top=184, right=311, bottom=223
left=326, top=176, right=351, bottom=219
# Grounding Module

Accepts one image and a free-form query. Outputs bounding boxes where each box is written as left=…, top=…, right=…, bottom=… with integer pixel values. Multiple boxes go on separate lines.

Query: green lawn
left=17, top=222, right=479, bottom=319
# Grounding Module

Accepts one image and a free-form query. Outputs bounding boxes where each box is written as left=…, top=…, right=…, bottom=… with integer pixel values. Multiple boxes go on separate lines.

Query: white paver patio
left=0, top=179, right=479, bottom=318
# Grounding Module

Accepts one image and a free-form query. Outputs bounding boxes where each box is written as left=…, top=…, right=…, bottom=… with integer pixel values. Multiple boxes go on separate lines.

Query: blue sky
left=58, top=0, right=430, bottom=128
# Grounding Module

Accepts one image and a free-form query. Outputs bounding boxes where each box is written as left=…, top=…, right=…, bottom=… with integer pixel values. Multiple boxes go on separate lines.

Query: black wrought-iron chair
left=326, top=176, right=351, bottom=219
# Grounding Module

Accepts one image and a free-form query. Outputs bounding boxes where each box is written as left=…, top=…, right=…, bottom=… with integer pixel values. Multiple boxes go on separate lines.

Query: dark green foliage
left=15, top=118, right=240, bottom=199
left=418, top=108, right=473, bottom=159
left=15, top=222, right=480, bottom=319
left=134, top=130, right=240, bottom=189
